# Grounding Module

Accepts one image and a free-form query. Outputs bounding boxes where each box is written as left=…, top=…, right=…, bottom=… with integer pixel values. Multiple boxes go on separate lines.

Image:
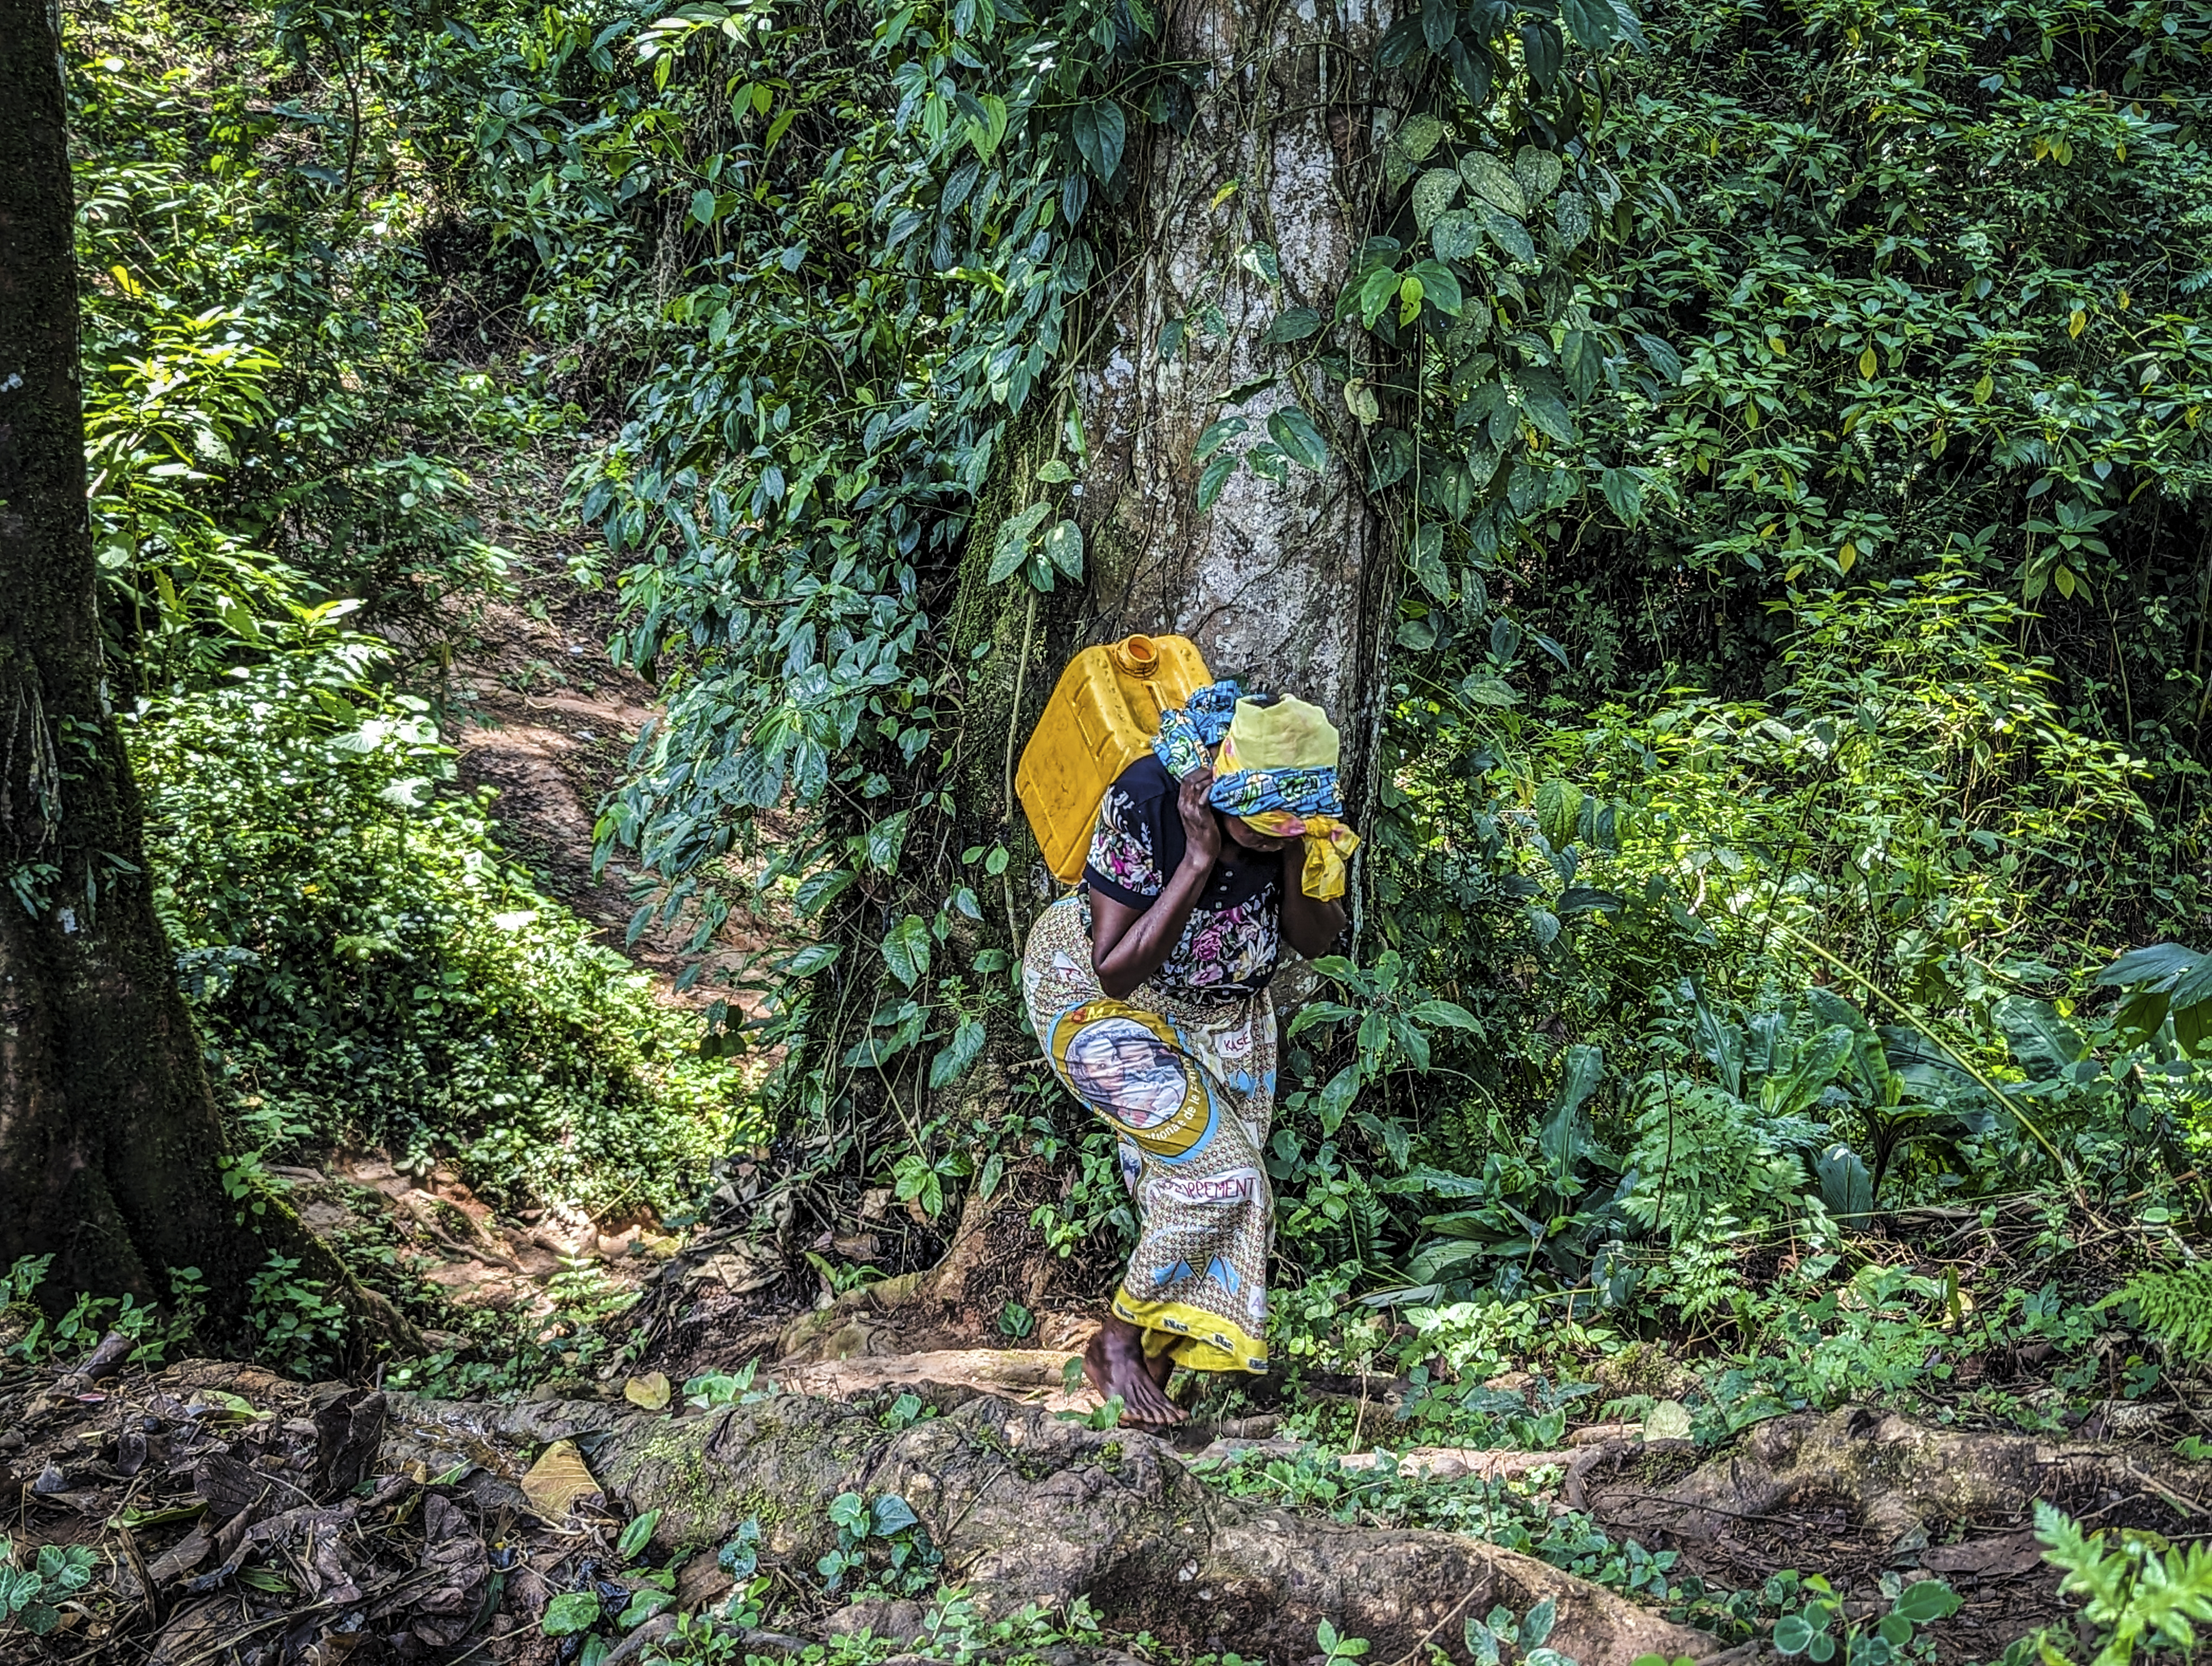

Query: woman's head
left=1204, top=693, right=1343, bottom=847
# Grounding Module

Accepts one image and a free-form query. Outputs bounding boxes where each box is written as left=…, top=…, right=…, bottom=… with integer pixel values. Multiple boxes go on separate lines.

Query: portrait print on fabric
left=1063, top=1018, right=1190, bottom=1129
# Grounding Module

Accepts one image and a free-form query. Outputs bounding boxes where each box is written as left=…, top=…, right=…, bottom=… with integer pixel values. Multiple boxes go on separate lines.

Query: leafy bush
left=129, top=636, right=752, bottom=1215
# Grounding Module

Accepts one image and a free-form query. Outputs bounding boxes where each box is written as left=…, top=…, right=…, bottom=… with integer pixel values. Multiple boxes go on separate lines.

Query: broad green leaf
left=1515, top=368, right=1576, bottom=442
left=1194, top=416, right=1246, bottom=461
left=1561, top=0, right=1620, bottom=48
left=1635, top=332, right=1683, bottom=383
left=1367, top=427, right=1413, bottom=490
left=1429, top=459, right=1474, bottom=521
left=1482, top=209, right=1538, bottom=266
left=928, top=1016, right=987, bottom=1087
left=988, top=500, right=1050, bottom=583
left=881, top=914, right=931, bottom=987
left=1043, top=518, right=1084, bottom=579
left=1357, top=264, right=1400, bottom=327
left=1457, top=152, right=1527, bottom=218
left=1317, top=1063, right=1361, bottom=1133
left=1773, top=1615, right=1815, bottom=1656
left=1816, top=1143, right=1874, bottom=1219
left=780, top=942, right=842, bottom=976
left=1994, top=996, right=2088, bottom=1080
left=1535, top=778, right=1582, bottom=847
left=1406, top=258, right=1463, bottom=315
left=542, top=1592, right=602, bottom=1637
left=1412, top=167, right=1461, bottom=232
left=1600, top=466, right=1644, bottom=524
left=1197, top=452, right=1238, bottom=509
left=617, top=1509, right=662, bottom=1562
left=1891, top=1582, right=1961, bottom=1625
left=863, top=809, right=911, bottom=872
left=1268, top=406, right=1330, bottom=470
left=1431, top=209, right=1484, bottom=262
left=1237, top=240, right=1282, bottom=285
left=1070, top=100, right=1127, bottom=180
left=1411, top=524, right=1451, bottom=596
left=1552, top=1042, right=1604, bottom=1117
left=1553, top=191, right=1592, bottom=249
left=1263, top=307, right=1325, bottom=346
left=1768, top=1024, right=1855, bottom=1118
left=2097, top=941, right=2203, bottom=988
left=794, top=867, right=854, bottom=917
left=1513, top=146, right=1564, bottom=202
left=1390, top=112, right=1444, bottom=176
left=872, top=1493, right=921, bottom=1536
left=1408, top=998, right=1482, bottom=1031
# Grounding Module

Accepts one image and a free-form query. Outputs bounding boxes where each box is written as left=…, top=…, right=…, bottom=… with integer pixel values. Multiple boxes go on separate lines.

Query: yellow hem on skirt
left=1112, top=1288, right=1269, bottom=1375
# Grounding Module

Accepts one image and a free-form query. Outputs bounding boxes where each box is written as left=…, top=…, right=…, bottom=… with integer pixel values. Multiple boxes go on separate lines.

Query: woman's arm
left=1280, top=845, right=1349, bottom=959
left=1089, top=770, right=1221, bottom=998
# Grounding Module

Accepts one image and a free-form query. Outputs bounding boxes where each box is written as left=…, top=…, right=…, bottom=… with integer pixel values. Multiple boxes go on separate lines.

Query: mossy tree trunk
left=0, top=0, right=404, bottom=1351
left=1072, top=0, right=1402, bottom=800
left=791, top=2, right=1406, bottom=1322
left=901, top=3, right=1403, bottom=1281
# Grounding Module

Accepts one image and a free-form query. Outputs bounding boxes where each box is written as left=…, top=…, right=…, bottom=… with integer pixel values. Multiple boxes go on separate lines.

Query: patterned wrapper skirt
left=1021, top=894, right=1276, bottom=1373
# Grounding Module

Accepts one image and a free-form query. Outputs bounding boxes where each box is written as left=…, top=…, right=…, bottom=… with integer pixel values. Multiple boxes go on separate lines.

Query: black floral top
left=1082, top=757, right=1283, bottom=1000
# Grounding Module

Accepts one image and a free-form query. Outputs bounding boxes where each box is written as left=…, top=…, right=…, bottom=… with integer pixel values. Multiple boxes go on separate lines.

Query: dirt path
left=443, top=554, right=777, bottom=1004
left=315, top=461, right=793, bottom=1322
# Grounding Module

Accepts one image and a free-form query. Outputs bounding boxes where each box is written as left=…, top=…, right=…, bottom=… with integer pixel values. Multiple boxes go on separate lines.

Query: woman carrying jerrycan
left=1016, top=636, right=1357, bottom=1424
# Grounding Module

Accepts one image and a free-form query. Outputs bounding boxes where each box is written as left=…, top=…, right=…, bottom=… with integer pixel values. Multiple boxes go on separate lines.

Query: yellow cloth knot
left=1239, top=809, right=1359, bottom=900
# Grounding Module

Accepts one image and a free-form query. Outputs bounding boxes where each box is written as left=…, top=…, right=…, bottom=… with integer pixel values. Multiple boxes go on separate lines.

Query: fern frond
left=2112, top=1263, right=2212, bottom=1362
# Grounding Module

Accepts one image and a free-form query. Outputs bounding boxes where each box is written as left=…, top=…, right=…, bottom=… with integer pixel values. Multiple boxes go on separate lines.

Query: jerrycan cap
left=1109, top=634, right=1161, bottom=677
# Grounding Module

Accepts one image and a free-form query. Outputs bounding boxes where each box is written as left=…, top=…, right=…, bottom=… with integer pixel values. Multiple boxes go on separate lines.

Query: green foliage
left=1, top=1255, right=201, bottom=1369
left=0, top=1541, right=97, bottom=1639
left=2027, top=1503, right=2212, bottom=1666
left=1768, top=1572, right=1958, bottom=1666
left=2103, top=1262, right=2212, bottom=1362
left=817, top=1490, right=941, bottom=1597
left=246, top=1254, right=349, bottom=1378
left=67, top=0, right=532, bottom=694
left=130, top=637, right=751, bottom=1214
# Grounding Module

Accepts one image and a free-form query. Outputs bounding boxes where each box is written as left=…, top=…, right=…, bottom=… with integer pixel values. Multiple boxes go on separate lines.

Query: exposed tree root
left=382, top=1386, right=1725, bottom=1666
left=1575, top=1407, right=2212, bottom=1552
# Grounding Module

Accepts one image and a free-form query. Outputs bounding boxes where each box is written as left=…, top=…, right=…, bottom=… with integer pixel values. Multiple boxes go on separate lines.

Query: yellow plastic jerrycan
left=1016, top=633, right=1214, bottom=883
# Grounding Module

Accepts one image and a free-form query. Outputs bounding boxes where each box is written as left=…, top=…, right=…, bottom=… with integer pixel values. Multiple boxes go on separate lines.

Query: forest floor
left=12, top=471, right=2207, bottom=1666
left=5, top=1318, right=2194, bottom=1665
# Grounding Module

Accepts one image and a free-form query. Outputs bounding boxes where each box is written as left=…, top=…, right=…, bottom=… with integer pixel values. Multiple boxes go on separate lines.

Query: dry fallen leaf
left=520, top=1439, right=602, bottom=1520
left=624, top=1372, right=672, bottom=1411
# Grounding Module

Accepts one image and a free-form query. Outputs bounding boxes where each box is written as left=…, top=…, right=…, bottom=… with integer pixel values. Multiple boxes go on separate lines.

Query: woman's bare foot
left=1082, top=1313, right=1186, bottom=1426
left=1143, top=1346, right=1175, bottom=1391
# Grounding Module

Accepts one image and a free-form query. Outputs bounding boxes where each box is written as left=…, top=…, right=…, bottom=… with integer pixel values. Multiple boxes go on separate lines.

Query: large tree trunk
left=0, top=0, right=404, bottom=1350
left=863, top=3, right=1406, bottom=1325
left=1074, top=0, right=1399, bottom=793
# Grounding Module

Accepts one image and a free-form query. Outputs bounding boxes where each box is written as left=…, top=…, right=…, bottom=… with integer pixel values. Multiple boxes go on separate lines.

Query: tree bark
left=1073, top=0, right=1401, bottom=799
left=0, top=0, right=406, bottom=1351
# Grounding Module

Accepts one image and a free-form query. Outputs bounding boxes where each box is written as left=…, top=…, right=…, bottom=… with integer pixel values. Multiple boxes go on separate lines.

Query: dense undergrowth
left=55, top=0, right=752, bottom=1241
left=28, top=0, right=2212, bottom=1636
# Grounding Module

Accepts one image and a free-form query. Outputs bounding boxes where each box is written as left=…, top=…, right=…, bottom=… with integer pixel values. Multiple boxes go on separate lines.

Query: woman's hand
left=1177, top=768, right=1222, bottom=868
left=1090, top=770, right=1222, bottom=999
